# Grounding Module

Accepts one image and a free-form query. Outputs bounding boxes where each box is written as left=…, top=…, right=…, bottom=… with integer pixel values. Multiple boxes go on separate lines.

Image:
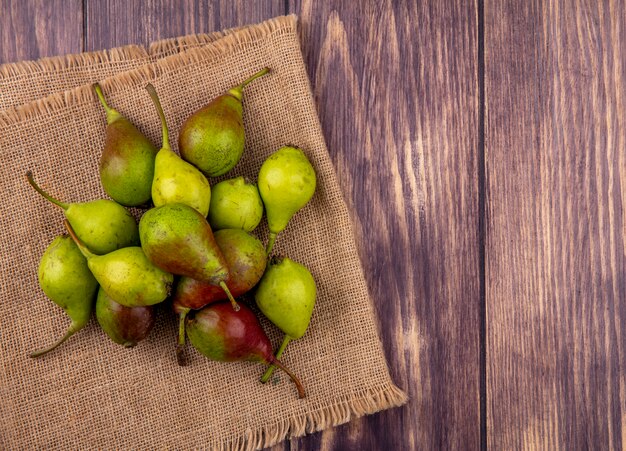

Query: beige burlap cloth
left=0, top=15, right=407, bottom=450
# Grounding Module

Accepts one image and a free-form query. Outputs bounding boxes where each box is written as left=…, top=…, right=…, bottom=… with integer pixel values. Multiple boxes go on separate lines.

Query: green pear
left=31, top=235, right=99, bottom=357
left=138, top=203, right=239, bottom=311
left=146, top=84, right=211, bottom=216
left=93, top=83, right=157, bottom=207
left=65, top=220, right=173, bottom=307
left=255, top=256, right=316, bottom=382
left=178, top=67, right=270, bottom=177
left=208, top=176, right=263, bottom=231
left=257, top=146, right=316, bottom=254
left=26, top=172, right=139, bottom=255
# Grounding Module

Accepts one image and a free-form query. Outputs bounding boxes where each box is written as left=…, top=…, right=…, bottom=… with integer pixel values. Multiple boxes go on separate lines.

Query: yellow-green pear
left=257, top=146, right=316, bottom=255
left=255, top=256, right=317, bottom=382
left=65, top=220, right=173, bottom=307
left=26, top=172, right=139, bottom=255
left=208, top=176, right=263, bottom=231
left=31, top=235, right=98, bottom=357
left=146, top=84, right=211, bottom=216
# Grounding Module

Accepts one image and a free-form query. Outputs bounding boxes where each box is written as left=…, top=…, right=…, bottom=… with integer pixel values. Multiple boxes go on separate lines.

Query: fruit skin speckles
left=94, top=82, right=158, bottom=207
left=146, top=84, right=211, bottom=217
left=178, top=68, right=271, bottom=177
left=187, top=302, right=306, bottom=399
left=31, top=235, right=98, bottom=358
left=208, top=177, right=264, bottom=232
left=258, top=146, right=317, bottom=255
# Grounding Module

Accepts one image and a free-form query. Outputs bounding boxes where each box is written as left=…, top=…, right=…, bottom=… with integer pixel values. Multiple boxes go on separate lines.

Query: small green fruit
left=65, top=220, right=173, bottom=307
left=208, top=177, right=263, bottom=231
left=257, top=146, right=316, bottom=254
left=255, top=256, right=317, bottom=382
left=255, top=256, right=316, bottom=340
left=178, top=68, right=271, bottom=177
left=26, top=172, right=139, bottom=255
left=31, top=235, right=98, bottom=357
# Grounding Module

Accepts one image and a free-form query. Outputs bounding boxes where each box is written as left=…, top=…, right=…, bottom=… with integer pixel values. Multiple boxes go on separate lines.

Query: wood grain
left=84, top=0, right=285, bottom=51
left=486, top=1, right=626, bottom=449
left=288, top=1, right=481, bottom=449
left=0, top=0, right=82, bottom=64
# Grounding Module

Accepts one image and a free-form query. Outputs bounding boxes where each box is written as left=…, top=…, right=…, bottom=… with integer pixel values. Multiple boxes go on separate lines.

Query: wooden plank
left=486, top=1, right=625, bottom=449
left=84, top=0, right=285, bottom=51
left=0, top=0, right=82, bottom=64
left=288, top=1, right=481, bottom=449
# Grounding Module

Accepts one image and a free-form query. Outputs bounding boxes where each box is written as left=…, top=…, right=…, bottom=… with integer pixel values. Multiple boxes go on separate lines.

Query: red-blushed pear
left=186, top=302, right=306, bottom=399
left=138, top=204, right=240, bottom=343
left=93, top=83, right=157, bottom=207
left=173, top=228, right=266, bottom=365
left=95, top=287, right=156, bottom=348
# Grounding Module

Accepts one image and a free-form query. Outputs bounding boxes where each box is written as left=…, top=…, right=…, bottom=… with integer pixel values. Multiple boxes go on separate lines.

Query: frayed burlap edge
left=147, top=23, right=251, bottom=57
left=0, top=45, right=150, bottom=79
left=0, top=14, right=409, bottom=447
left=223, top=383, right=408, bottom=451
left=0, top=15, right=297, bottom=128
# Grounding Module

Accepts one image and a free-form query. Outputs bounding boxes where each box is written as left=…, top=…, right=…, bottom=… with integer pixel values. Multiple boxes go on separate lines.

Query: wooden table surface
left=1, top=1, right=624, bottom=449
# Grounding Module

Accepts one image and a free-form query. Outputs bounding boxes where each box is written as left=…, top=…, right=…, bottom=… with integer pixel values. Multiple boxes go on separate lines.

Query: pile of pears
left=28, top=68, right=319, bottom=399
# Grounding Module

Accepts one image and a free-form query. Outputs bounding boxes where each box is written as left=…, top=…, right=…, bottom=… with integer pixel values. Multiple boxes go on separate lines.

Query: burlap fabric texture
left=0, top=15, right=407, bottom=450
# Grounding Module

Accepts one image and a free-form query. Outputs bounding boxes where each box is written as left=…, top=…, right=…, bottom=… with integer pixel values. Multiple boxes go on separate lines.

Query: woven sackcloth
left=0, top=15, right=407, bottom=450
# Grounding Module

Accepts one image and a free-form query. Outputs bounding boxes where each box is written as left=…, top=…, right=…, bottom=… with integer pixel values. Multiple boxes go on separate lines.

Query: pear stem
left=25, top=171, right=69, bottom=210
left=266, top=232, right=277, bottom=256
left=260, top=335, right=292, bottom=383
left=176, top=308, right=190, bottom=366
left=228, top=68, right=271, bottom=100
left=145, top=83, right=170, bottom=150
left=219, top=281, right=240, bottom=311
left=92, top=83, right=120, bottom=123
left=30, top=325, right=77, bottom=358
left=268, top=356, right=306, bottom=399
left=63, top=219, right=96, bottom=259
left=240, top=67, right=271, bottom=89
left=92, top=83, right=109, bottom=110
